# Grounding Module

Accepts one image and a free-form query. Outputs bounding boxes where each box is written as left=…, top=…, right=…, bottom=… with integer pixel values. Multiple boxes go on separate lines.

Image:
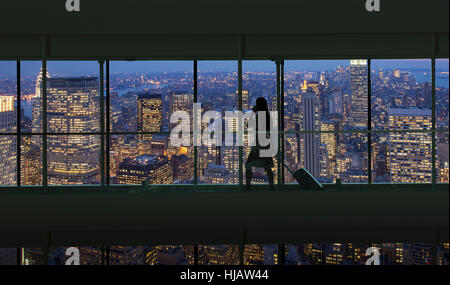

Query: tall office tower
left=170, top=92, right=193, bottom=129
left=21, top=136, right=41, bottom=185
left=32, top=68, right=50, bottom=133
left=329, top=89, right=343, bottom=115
left=378, top=68, right=384, bottom=80
left=0, top=248, right=17, bottom=265
left=244, top=245, right=264, bottom=265
left=236, top=90, right=250, bottom=110
left=109, top=246, right=145, bottom=265
left=221, top=146, right=239, bottom=184
left=0, top=95, right=16, bottom=185
left=45, top=77, right=100, bottom=185
left=320, top=71, right=329, bottom=90
left=422, top=82, right=432, bottom=108
left=320, top=121, right=337, bottom=180
left=299, top=92, right=320, bottom=177
left=199, top=245, right=239, bottom=265
left=117, top=154, right=173, bottom=185
left=137, top=93, right=163, bottom=133
left=388, top=108, right=432, bottom=183
left=392, top=69, right=401, bottom=79
left=284, top=134, right=298, bottom=183
left=137, top=93, right=162, bottom=154
left=348, top=60, right=368, bottom=128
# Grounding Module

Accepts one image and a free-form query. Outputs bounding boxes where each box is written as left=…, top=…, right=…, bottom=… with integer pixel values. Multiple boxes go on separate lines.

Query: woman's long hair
left=254, top=97, right=271, bottom=139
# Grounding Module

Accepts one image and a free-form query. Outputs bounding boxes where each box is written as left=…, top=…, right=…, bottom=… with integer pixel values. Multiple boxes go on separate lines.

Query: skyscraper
left=0, top=95, right=16, bottom=185
left=32, top=68, right=50, bottom=134
left=388, top=108, right=432, bottom=183
left=45, top=77, right=100, bottom=185
left=349, top=60, right=368, bottom=127
left=299, top=91, right=320, bottom=177
left=137, top=93, right=163, bottom=154
left=138, top=93, right=163, bottom=133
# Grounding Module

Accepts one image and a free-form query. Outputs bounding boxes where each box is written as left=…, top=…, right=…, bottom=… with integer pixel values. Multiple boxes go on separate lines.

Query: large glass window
left=284, top=60, right=368, bottom=183
left=371, top=60, right=433, bottom=183
left=109, top=61, right=194, bottom=185
left=197, top=61, right=239, bottom=184
left=1, top=58, right=448, bottom=188
left=436, top=59, right=449, bottom=183
left=0, top=61, right=17, bottom=186
left=242, top=61, right=278, bottom=185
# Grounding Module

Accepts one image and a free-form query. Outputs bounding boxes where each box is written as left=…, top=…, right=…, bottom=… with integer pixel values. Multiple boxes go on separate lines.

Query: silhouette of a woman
left=245, top=97, right=274, bottom=190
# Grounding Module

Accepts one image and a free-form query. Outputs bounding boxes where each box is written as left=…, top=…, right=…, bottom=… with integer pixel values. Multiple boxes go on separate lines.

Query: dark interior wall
left=1, top=0, right=448, bottom=35
left=0, top=0, right=448, bottom=59
left=1, top=186, right=448, bottom=247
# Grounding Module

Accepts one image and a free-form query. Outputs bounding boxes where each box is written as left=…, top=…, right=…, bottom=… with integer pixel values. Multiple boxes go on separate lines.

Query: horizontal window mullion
left=2, top=129, right=447, bottom=137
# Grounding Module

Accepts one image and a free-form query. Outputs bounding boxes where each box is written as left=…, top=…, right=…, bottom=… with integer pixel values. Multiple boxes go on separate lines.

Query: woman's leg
left=265, top=167, right=274, bottom=189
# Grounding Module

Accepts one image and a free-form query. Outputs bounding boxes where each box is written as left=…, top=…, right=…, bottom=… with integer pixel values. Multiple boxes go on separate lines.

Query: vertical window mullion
left=99, top=61, right=105, bottom=186
left=280, top=60, right=285, bottom=184
left=16, top=60, right=21, bottom=187
left=431, top=58, right=436, bottom=186
left=193, top=60, right=198, bottom=185
left=276, top=60, right=281, bottom=185
left=238, top=59, right=243, bottom=187
left=368, top=59, right=372, bottom=184
left=42, top=57, right=48, bottom=188
left=106, top=61, right=111, bottom=186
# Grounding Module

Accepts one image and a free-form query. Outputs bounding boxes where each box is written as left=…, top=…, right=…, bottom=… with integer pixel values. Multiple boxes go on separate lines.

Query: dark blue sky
left=0, top=59, right=448, bottom=77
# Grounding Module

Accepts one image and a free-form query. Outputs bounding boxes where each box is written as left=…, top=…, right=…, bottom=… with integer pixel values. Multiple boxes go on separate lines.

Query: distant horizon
left=0, top=59, right=448, bottom=77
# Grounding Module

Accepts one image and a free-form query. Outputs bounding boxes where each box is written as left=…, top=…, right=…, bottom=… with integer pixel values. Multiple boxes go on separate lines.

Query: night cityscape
left=0, top=59, right=448, bottom=265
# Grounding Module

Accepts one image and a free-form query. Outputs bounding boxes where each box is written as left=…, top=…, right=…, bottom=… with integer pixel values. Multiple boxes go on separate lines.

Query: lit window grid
left=1, top=59, right=448, bottom=187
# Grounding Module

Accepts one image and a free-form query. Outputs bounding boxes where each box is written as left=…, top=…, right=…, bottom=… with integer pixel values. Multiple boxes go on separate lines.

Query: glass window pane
left=21, top=135, right=42, bottom=185
left=285, top=60, right=368, bottom=131
left=21, top=61, right=43, bottom=133
left=110, top=134, right=181, bottom=185
left=372, top=132, right=432, bottom=183
left=0, top=135, right=16, bottom=186
left=285, top=132, right=368, bottom=184
left=436, top=59, right=449, bottom=130
left=109, top=61, right=193, bottom=133
left=243, top=61, right=278, bottom=185
left=46, top=61, right=100, bottom=134
left=47, top=135, right=100, bottom=185
left=371, top=59, right=431, bottom=130
left=0, top=61, right=16, bottom=134
left=437, top=132, right=449, bottom=183
left=197, top=61, right=239, bottom=184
